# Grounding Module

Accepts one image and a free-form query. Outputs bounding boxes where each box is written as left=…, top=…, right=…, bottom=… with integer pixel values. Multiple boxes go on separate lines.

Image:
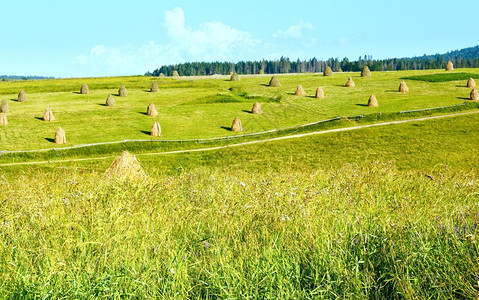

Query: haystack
left=0, top=99, right=8, bottom=113
left=150, top=81, right=159, bottom=92
left=151, top=121, right=161, bottom=137
left=269, top=76, right=281, bottom=87
left=80, top=84, right=89, bottom=94
left=118, top=85, right=127, bottom=97
left=172, top=70, right=179, bottom=77
left=230, top=73, right=240, bottom=81
left=323, top=66, right=333, bottom=76
left=231, top=117, right=243, bottom=132
left=43, top=107, right=55, bottom=121
left=258, top=69, right=265, bottom=74
left=361, top=66, right=371, bottom=77
left=159, top=73, right=165, bottom=78
left=470, top=88, right=479, bottom=101
left=105, top=151, right=145, bottom=179
left=106, top=94, right=115, bottom=106
left=0, top=114, right=7, bottom=126
left=147, top=103, right=158, bottom=117
left=467, top=78, right=476, bottom=88
left=368, top=95, right=378, bottom=107
left=337, top=68, right=343, bottom=73
left=252, top=101, right=263, bottom=114
left=345, top=76, right=355, bottom=87
left=315, top=87, right=325, bottom=99
left=295, top=84, right=306, bottom=96
left=399, top=81, right=409, bottom=93
left=446, top=61, right=454, bottom=71
left=18, top=90, right=27, bottom=102
left=54, top=127, right=66, bottom=144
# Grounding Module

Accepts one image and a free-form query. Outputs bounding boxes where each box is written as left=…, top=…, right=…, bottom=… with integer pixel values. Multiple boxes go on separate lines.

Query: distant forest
left=146, top=45, right=479, bottom=76
left=0, top=75, right=54, bottom=81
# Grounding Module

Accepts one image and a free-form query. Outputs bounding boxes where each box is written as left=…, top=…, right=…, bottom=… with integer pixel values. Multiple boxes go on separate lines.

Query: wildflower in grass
left=205, top=241, right=209, bottom=249
left=170, top=268, right=176, bottom=275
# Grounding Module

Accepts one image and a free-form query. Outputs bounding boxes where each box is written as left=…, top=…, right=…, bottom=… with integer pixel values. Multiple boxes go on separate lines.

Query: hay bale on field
left=345, top=76, right=355, bottom=87
left=230, top=73, right=240, bottom=81
left=118, top=85, right=127, bottom=97
left=0, top=99, right=8, bottom=113
left=337, top=68, right=343, bottom=73
left=80, top=84, right=89, bottom=94
left=18, top=90, right=27, bottom=102
left=54, top=127, right=66, bottom=144
left=43, top=107, right=55, bottom=121
left=361, top=66, right=371, bottom=77
left=229, top=71, right=234, bottom=75
left=106, top=94, right=115, bottom=106
left=269, top=76, right=281, bottom=87
left=151, top=121, right=161, bottom=137
left=323, top=66, right=333, bottom=76
left=446, top=61, right=454, bottom=71
left=467, top=78, right=476, bottom=88
left=315, top=87, right=325, bottom=99
left=0, top=114, right=7, bottom=126
left=258, top=69, right=265, bottom=74
left=470, top=88, right=479, bottom=101
left=147, top=103, right=158, bottom=117
left=231, top=117, right=243, bottom=132
left=252, top=101, right=263, bottom=114
left=399, top=81, right=409, bottom=93
left=295, top=84, right=306, bottom=96
left=368, top=95, right=378, bottom=107
left=172, top=70, right=179, bottom=77
left=150, top=81, right=159, bottom=92
left=105, top=151, right=145, bottom=179
left=159, top=73, right=165, bottom=78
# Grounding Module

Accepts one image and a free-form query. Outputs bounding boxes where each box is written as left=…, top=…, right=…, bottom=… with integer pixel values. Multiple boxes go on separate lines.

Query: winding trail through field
left=1, top=110, right=478, bottom=167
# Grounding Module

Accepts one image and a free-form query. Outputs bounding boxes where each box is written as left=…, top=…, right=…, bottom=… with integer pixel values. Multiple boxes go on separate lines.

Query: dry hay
left=229, top=71, right=234, bottom=75
left=470, top=88, right=479, bottom=101
left=337, top=68, right=343, bottom=73
left=105, top=151, right=145, bottom=179
left=147, top=103, right=159, bottom=117
left=315, top=87, right=325, bottom=99
left=118, top=85, right=128, bottom=97
left=345, top=76, right=355, bottom=87
left=399, top=81, right=409, bottom=93
left=368, top=94, right=378, bottom=107
left=467, top=78, right=476, bottom=88
left=294, top=84, right=306, bottom=96
left=80, top=84, right=89, bottom=94
left=0, top=114, right=7, bottom=126
left=231, top=117, right=243, bottom=132
left=446, top=61, right=454, bottom=71
left=230, top=73, right=240, bottom=81
left=150, top=81, right=159, bottom=92
left=54, top=127, right=66, bottom=144
left=151, top=121, right=161, bottom=137
left=252, top=101, right=263, bottom=114
left=172, top=70, right=179, bottom=77
left=106, top=94, right=115, bottom=106
left=258, top=69, right=265, bottom=74
left=159, top=73, right=165, bottom=78
left=18, top=90, right=27, bottom=102
left=323, top=66, right=333, bottom=76
left=269, top=76, right=281, bottom=87
left=43, top=107, right=55, bottom=122
left=361, top=66, right=371, bottom=77
left=0, top=99, right=8, bottom=113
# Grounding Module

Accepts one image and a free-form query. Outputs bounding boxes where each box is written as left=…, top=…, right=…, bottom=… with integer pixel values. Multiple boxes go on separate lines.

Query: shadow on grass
left=457, top=97, right=470, bottom=100
left=10, top=99, right=19, bottom=102
left=98, top=103, right=108, bottom=106
left=242, top=110, right=252, bottom=114
left=45, top=138, right=55, bottom=143
left=355, top=104, right=369, bottom=107
left=35, top=117, right=44, bottom=121
left=260, top=84, right=271, bottom=87
left=72, top=92, right=82, bottom=94
left=456, top=85, right=468, bottom=88
left=138, top=112, right=148, bottom=116
left=220, top=126, right=232, bottom=131
left=140, top=130, right=151, bottom=136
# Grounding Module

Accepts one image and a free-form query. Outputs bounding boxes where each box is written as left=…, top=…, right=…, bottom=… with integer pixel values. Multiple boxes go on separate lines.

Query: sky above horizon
left=1, top=0, right=476, bottom=78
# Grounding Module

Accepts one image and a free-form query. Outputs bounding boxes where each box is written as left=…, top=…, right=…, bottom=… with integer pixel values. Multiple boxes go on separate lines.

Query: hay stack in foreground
left=0, top=114, right=7, bottom=126
left=18, top=90, right=27, bottom=102
left=159, top=73, right=165, bottom=78
left=105, top=151, right=145, bottom=179
left=252, top=101, right=263, bottom=114
left=0, top=99, right=8, bottom=113
left=399, top=81, right=409, bottom=93
left=231, top=117, right=243, bottom=132
left=230, top=73, right=240, bottom=81
left=361, top=66, right=371, bottom=77
left=368, top=95, right=378, bottom=107
left=446, top=61, right=454, bottom=71
left=323, top=66, right=333, bottom=76
left=43, top=107, right=55, bottom=121
left=80, top=84, right=89, bottom=94
left=172, top=70, right=179, bottom=77
left=345, top=76, right=355, bottom=87
left=295, top=84, right=306, bottom=96
left=151, top=121, right=161, bottom=137
left=118, top=85, right=127, bottom=97
left=467, top=78, right=476, bottom=88
left=150, top=81, right=159, bottom=92
left=470, top=88, right=479, bottom=101
left=269, top=76, right=281, bottom=87
left=147, top=103, right=158, bottom=117
left=106, top=94, right=115, bottom=106
left=54, top=127, right=66, bottom=144
left=258, top=69, right=265, bottom=74
left=315, top=87, right=325, bottom=99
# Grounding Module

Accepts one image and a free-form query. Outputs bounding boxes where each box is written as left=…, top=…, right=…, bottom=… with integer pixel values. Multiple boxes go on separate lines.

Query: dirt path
left=1, top=110, right=478, bottom=167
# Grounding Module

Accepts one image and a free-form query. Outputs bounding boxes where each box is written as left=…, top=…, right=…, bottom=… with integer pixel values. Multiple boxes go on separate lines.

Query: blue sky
left=1, top=0, right=476, bottom=78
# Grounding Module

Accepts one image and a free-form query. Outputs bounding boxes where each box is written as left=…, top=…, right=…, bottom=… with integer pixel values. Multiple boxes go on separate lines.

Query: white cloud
left=272, top=20, right=314, bottom=39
